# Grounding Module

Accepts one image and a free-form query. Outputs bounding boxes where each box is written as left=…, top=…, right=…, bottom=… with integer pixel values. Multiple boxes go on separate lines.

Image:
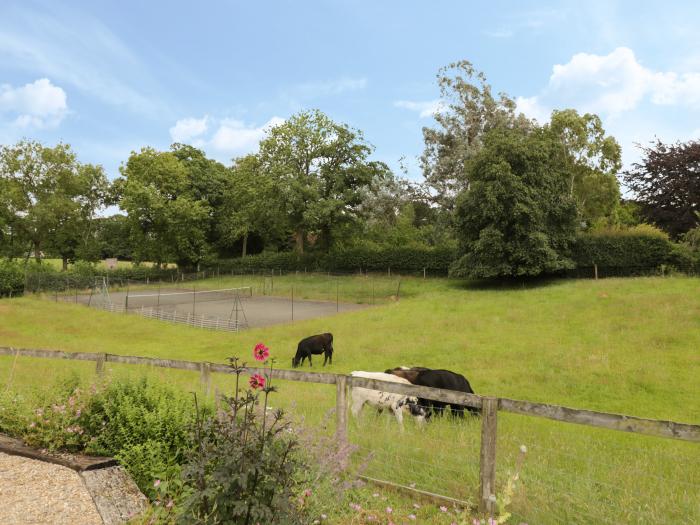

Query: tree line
left=1, top=60, right=698, bottom=277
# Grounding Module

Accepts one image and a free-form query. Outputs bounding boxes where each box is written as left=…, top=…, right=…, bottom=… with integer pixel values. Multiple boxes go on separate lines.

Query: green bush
left=0, top=258, right=24, bottom=297
left=212, top=246, right=458, bottom=275
left=572, top=226, right=675, bottom=275
left=80, top=378, right=204, bottom=498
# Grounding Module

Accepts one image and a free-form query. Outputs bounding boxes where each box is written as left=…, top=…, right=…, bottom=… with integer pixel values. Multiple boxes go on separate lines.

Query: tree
left=450, top=126, right=578, bottom=278
left=219, top=154, right=285, bottom=257
left=258, top=110, right=390, bottom=252
left=0, top=140, right=108, bottom=269
left=113, top=147, right=214, bottom=269
left=548, top=109, right=622, bottom=226
left=623, top=139, right=700, bottom=237
left=420, top=60, right=532, bottom=211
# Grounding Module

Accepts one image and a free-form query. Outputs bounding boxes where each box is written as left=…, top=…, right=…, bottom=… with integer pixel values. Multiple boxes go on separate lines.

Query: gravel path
left=0, top=452, right=103, bottom=525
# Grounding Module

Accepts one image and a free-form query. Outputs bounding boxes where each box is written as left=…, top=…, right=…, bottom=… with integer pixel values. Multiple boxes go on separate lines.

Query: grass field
left=1, top=275, right=699, bottom=524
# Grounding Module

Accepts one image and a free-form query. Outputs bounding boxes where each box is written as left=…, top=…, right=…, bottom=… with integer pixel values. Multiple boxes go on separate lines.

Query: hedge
left=210, top=247, right=458, bottom=275
left=0, top=259, right=25, bottom=297
left=570, top=229, right=676, bottom=275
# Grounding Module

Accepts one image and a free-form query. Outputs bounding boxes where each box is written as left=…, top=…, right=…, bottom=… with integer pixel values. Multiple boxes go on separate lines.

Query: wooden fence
left=1, top=346, right=698, bottom=514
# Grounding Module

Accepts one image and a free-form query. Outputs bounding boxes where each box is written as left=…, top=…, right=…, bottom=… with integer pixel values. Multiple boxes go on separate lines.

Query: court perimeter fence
left=0, top=346, right=698, bottom=524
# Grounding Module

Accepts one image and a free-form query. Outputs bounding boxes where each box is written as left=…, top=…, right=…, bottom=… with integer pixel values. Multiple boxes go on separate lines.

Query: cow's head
left=385, top=367, right=421, bottom=384
left=399, top=396, right=428, bottom=421
left=292, top=357, right=299, bottom=368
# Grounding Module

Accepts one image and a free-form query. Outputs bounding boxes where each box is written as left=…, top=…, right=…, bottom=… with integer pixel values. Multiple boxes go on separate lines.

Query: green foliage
left=548, top=109, right=622, bottom=226
left=572, top=225, right=675, bottom=274
left=420, top=60, right=533, bottom=211
left=80, top=378, right=202, bottom=497
left=450, top=126, right=578, bottom=278
left=113, top=145, right=226, bottom=269
left=0, top=140, right=108, bottom=265
left=258, top=109, right=390, bottom=252
left=0, top=258, right=24, bottom=296
left=213, top=246, right=458, bottom=274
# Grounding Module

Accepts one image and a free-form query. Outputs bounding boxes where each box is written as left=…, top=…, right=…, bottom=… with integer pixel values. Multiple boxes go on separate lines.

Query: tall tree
left=258, top=110, right=390, bottom=252
left=113, top=147, right=213, bottom=269
left=450, top=126, right=578, bottom=278
left=420, top=60, right=532, bottom=211
left=219, top=154, right=284, bottom=257
left=624, top=139, right=700, bottom=237
left=548, top=109, right=622, bottom=226
left=0, top=140, right=108, bottom=268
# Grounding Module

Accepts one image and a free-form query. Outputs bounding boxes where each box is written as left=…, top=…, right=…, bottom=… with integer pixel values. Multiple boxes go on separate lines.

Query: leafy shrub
left=80, top=378, right=204, bottom=499
left=571, top=225, right=675, bottom=275
left=0, top=258, right=24, bottom=297
left=212, top=246, right=458, bottom=275
left=178, top=351, right=307, bottom=525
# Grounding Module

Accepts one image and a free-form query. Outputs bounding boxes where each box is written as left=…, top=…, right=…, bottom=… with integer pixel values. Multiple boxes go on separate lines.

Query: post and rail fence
left=0, top=346, right=698, bottom=514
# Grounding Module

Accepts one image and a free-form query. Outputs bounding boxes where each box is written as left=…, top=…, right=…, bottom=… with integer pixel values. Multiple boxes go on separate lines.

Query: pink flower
left=166, top=499, right=174, bottom=509
left=439, top=505, right=448, bottom=512
left=253, top=343, right=270, bottom=361
left=249, top=374, right=266, bottom=390
left=154, top=479, right=161, bottom=488
left=29, top=422, right=36, bottom=428
left=488, top=519, right=498, bottom=525
left=303, top=489, right=312, bottom=498
left=408, top=514, right=416, bottom=520
left=349, top=503, right=361, bottom=512
left=386, top=506, right=392, bottom=514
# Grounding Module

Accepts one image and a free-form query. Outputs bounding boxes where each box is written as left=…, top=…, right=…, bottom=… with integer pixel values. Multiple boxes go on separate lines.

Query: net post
left=95, top=353, right=107, bottom=376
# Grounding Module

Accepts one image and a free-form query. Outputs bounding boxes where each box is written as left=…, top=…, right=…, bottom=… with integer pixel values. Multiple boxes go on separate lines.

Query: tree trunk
left=34, top=241, right=41, bottom=263
left=62, top=257, right=68, bottom=272
left=241, top=233, right=248, bottom=257
left=294, top=230, right=304, bottom=253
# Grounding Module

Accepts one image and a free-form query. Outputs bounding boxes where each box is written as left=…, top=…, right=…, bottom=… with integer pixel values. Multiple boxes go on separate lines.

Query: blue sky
left=2, top=0, right=700, bottom=187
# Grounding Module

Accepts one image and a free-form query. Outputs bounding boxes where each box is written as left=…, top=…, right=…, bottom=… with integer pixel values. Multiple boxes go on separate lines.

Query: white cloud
left=0, top=5, right=167, bottom=117
left=394, top=99, right=445, bottom=118
left=0, top=78, right=67, bottom=128
left=169, top=116, right=209, bottom=143
left=168, top=116, right=285, bottom=158
left=518, top=47, right=700, bottom=121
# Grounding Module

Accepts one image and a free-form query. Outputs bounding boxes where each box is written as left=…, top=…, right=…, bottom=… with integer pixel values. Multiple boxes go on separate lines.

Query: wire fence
left=0, top=347, right=697, bottom=524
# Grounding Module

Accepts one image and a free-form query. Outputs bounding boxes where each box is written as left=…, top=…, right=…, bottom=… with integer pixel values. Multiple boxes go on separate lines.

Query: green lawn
left=1, top=275, right=699, bottom=524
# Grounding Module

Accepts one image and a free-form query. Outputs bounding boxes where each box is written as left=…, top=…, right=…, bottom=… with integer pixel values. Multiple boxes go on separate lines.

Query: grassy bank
left=1, top=275, right=699, bottom=523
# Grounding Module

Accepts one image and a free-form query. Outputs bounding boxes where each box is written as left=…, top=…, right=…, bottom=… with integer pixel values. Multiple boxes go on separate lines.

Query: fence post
left=336, top=281, right=339, bottom=312
left=479, top=397, right=499, bottom=514
left=423, top=267, right=426, bottom=279
left=95, top=353, right=107, bottom=376
left=335, top=375, right=348, bottom=444
left=396, top=280, right=401, bottom=301
left=291, top=286, right=294, bottom=321
left=200, top=362, right=211, bottom=396
left=594, top=263, right=599, bottom=280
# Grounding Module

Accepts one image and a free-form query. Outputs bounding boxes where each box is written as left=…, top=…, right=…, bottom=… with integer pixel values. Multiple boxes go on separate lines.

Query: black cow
left=292, top=333, right=333, bottom=368
left=385, top=367, right=478, bottom=417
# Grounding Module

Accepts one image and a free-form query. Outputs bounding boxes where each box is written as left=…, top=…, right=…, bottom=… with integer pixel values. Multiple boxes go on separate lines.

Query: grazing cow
left=292, top=333, right=334, bottom=368
left=350, top=371, right=427, bottom=427
left=385, top=366, right=478, bottom=417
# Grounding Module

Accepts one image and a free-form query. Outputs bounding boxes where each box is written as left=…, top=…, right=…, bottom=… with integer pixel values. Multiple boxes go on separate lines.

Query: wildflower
left=253, top=343, right=270, bottom=361
left=320, top=514, right=327, bottom=520
left=489, top=519, right=498, bottom=525
left=473, top=520, right=481, bottom=525
left=166, top=499, right=174, bottom=509
left=349, top=503, right=361, bottom=512
left=29, top=422, right=35, bottom=429
left=35, top=408, right=43, bottom=417
left=303, top=489, right=312, bottom=498
left=520, top=444, right=527, bottom=454
left=154, top=479, right=161, bottom=488
left=386, top=506, right=392, bottom=514
left=249, top=374, right=266, bottom=390
left=440, top=505, right=448, bottom=512
left=413, top=503, right=421, bottom=509
left=76, top=409, right=81, bottom=417
left=408, top=514, right=416, bottom=520
left=373, top=493, right=379, bottom=497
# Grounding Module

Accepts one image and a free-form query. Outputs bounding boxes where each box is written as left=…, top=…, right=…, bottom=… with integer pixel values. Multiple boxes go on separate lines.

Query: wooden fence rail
left=1, top=346, right=698, bottom=513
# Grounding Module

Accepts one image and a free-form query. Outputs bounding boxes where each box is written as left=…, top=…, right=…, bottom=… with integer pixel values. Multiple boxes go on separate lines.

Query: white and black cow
left=349, top=371, right=427, bottom=427
left=385, top=367, right=479, bottom=417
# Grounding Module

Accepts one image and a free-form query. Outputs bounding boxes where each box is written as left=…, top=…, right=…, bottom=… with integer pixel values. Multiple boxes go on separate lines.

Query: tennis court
left=70, top=285, right=368, bottom=329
